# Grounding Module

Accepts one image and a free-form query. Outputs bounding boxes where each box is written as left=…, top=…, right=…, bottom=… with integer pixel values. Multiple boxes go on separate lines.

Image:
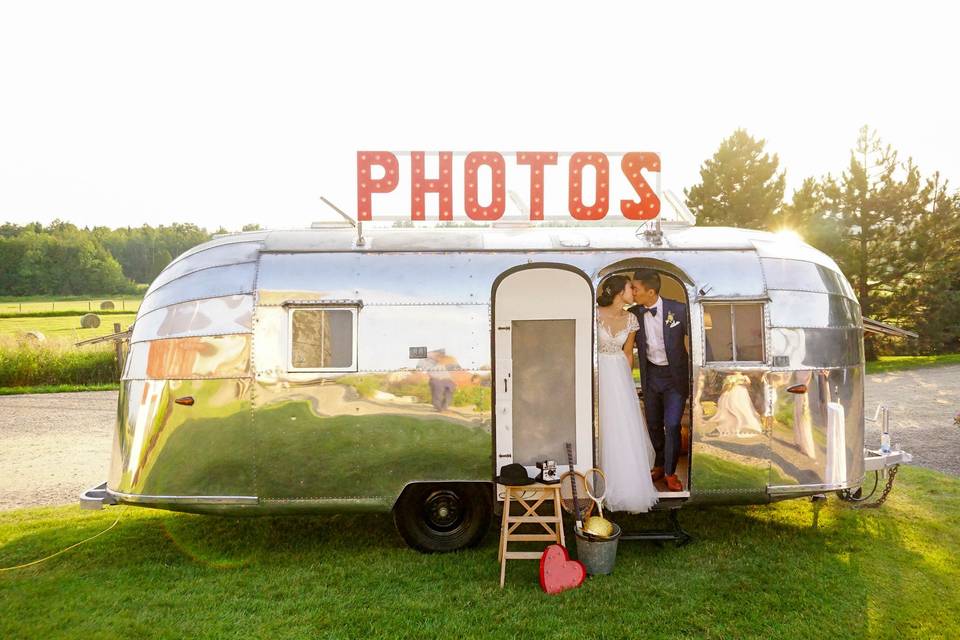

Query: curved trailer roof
left=168, top=224, right=843, bottom=271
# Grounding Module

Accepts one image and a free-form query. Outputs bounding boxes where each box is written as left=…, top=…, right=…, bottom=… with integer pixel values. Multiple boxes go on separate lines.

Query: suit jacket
left=630, top=297, right=690, bottom=395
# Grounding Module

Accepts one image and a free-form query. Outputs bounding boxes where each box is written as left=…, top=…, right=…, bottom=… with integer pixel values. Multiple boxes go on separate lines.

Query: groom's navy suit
left=630, top=297, right=690, bottom=476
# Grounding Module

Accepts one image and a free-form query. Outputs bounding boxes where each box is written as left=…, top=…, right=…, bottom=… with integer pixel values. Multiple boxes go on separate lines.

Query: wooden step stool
left=498, top=483, right=565, bottom=587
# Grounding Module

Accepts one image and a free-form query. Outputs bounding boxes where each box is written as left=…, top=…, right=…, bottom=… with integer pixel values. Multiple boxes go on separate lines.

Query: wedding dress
left=598, top=312, right=659, bottom=513
left=704, top=372, right=764, bottom=438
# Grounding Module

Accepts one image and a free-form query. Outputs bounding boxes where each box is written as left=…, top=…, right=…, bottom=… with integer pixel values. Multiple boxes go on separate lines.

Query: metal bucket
left=574, top=523, right=621, bottom=575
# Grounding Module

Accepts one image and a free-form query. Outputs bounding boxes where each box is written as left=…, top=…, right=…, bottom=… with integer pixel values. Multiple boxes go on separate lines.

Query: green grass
left=0, top=296, right=141, bottom=314
left=0, top=313, right=137, bottom=339
left=1, top=466, right=957, bottom=639
left=865, top=353, right=960, bottom=375
left=0, top=309, right=135, bottom=319
left=0, top=341, right=119, bottom=387
left=0, top=383, right=119, bottom=396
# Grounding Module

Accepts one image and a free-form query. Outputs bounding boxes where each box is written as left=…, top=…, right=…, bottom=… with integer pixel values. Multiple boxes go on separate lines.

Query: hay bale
left=19, top=330, right=46, bottom=344
left=100, top=300, right=115, bottom=310
left=80, top=313, right=101, bottom=329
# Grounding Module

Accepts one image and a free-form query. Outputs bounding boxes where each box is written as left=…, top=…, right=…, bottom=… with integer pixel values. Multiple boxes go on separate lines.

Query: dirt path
left=2, top=365, right=958, bottom=510
left=0, top=392, right=115, bottom=511
left=864, top=364, right=960, bottom=476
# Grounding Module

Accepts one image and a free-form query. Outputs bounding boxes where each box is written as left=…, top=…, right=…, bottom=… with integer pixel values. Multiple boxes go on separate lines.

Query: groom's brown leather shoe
left=651, top=466, right=665, bottom=482
left=665, top=474, right=683, bottom=492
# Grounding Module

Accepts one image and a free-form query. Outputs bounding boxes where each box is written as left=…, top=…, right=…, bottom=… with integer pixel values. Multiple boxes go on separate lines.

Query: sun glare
left=775, top=228, right=804, bottom=243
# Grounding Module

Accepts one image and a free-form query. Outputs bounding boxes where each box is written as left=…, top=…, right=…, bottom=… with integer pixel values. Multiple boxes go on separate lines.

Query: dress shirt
left=643, top=296, right=669, bottom=366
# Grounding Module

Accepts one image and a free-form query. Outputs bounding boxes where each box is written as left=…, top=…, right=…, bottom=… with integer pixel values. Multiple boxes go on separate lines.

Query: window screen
left=290, top=308, right=356, bottom=369
left=511, top=319, right=577, bottom=465
left=704, top=303, right=765, bottom=363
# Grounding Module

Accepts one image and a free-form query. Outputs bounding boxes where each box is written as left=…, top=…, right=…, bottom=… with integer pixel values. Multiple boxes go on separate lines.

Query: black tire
left=393, top=483, right=492, bottom=553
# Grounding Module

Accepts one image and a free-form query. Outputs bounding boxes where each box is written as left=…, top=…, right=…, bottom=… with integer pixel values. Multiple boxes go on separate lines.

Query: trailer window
left=289, top=307, right=357, bottom=371
left=703, top=303, right=765, bottom=363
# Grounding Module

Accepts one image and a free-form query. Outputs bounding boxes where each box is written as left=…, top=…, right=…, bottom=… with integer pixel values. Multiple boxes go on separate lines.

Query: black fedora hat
left=495, top=463, right=535, bottom=486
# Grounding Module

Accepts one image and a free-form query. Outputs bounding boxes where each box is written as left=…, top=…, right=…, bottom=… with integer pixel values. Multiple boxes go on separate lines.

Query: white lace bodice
left=597, top=312, right=639, bottom=355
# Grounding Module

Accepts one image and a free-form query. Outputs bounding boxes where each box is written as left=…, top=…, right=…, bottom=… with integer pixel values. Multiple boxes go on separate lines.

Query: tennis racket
left=583, top=467, right=607, bottom=518
left=558, top=470, right=593, bottom=520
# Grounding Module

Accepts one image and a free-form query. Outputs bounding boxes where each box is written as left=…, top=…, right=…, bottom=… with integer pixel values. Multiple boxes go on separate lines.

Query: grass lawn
left=0, top=383, right=120, bottom=396
left=1, top=465, right=957, bottom=639
left=866, top=354, right=960, bottom=375
left=0, top=313, right=138, bottom=339
left=0, top=296, right=141, bottom=314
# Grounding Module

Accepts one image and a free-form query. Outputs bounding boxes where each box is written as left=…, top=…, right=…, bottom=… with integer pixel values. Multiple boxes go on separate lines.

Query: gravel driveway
left=864, top=365, right=960, bottom=476
left=2, top=365, right=958, bottom=510
left=0, top=391, right=115, bottom=511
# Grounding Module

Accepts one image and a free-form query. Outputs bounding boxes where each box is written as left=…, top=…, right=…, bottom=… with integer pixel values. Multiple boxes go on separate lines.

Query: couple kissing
left=596, top=269, right=689, bottom=512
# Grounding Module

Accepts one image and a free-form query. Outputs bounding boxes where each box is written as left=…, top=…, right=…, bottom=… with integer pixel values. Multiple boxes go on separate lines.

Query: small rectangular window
left=704, top=303, right=765, bottom=363
left=289, top=307, right=357, bottom=371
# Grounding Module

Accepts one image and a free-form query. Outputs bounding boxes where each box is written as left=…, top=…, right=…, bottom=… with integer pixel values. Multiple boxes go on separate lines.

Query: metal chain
left=845, top=465, right=899, bottom=509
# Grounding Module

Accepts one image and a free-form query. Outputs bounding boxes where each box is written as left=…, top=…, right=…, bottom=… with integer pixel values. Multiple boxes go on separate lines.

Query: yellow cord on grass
left=0, top=513, right=121, bottom=572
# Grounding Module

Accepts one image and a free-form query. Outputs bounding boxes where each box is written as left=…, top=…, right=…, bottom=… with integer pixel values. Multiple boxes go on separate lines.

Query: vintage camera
left=535, top=460, right=559, bottom=484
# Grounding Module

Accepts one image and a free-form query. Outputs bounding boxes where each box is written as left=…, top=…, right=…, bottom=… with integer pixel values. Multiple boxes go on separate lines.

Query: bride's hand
left=623, top=330, right=637, bottom=369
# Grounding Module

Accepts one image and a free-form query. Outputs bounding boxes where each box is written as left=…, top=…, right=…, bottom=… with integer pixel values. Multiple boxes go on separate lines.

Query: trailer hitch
left=839, top=464, right=900, bottom=509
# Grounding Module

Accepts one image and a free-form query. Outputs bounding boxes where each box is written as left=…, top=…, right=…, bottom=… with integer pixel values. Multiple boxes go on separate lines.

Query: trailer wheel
left=393, top=483, right=492, bottom=553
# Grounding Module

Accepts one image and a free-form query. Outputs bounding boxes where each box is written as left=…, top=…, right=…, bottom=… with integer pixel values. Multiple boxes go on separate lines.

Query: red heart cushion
left=539, top=544, right=586, bottom=594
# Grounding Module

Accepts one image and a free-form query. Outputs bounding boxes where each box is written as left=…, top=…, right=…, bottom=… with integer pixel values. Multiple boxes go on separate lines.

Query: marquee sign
left=356, top=151, right=661, bottom=222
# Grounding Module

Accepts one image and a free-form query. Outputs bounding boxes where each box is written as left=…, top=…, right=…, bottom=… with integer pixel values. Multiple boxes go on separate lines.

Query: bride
left=597, top=275, right=659, bottom=513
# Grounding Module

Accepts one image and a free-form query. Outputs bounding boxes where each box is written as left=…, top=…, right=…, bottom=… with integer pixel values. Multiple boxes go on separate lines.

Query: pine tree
left=902, top=175, right=960, bottom=354
left=685, top=129, right=786, bottom=230
left=775, top=177, right=845, bottom=249
left=821, top=126, right=927, bottom=360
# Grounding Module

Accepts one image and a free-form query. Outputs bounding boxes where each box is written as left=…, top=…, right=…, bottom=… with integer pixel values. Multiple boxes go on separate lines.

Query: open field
left=0, top=296, right=141, bottom=314
left=0, top=313, right=137, bottom=340
left=0, top=466, right=957, bottom=639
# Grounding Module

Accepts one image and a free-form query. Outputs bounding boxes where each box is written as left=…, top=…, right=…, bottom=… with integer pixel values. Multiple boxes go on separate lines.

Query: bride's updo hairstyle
left=597, top=275, right=630, bottom=307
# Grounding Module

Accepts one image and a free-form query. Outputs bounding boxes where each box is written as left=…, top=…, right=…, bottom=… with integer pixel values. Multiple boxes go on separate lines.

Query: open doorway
left=601, top=265, right=692, bottom=499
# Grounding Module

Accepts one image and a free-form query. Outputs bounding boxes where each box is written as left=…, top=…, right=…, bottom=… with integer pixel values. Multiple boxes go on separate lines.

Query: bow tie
left=638, top=306, right=657, bottom=317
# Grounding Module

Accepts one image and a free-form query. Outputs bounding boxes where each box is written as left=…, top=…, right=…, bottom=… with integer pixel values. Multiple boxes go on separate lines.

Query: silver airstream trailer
left=81, top=221, right=908, bottom=551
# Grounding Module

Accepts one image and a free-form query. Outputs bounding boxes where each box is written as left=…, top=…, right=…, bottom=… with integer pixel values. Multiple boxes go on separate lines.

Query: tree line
left=686, top=126, right=960, bottom=356
left=0, top=222, right=218, bottom=295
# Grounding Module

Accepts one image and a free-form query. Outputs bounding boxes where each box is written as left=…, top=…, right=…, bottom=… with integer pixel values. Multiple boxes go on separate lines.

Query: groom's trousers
left=643, top=362, right=688, bottom=476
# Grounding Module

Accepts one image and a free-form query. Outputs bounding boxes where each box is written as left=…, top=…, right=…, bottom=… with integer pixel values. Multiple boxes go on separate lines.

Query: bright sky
left=0, top=1, right=956, bottom=231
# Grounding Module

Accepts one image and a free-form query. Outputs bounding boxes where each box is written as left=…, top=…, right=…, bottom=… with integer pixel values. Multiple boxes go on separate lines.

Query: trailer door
left=493, top=266, right=594, bottom=482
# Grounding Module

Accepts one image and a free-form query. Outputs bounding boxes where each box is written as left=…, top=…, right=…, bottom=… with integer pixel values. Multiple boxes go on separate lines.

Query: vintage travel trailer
left=82, top=221, right=909, bottom=551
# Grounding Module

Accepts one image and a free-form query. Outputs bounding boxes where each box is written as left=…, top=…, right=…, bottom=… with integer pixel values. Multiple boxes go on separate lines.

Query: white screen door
left=494, top=267, right=594, bottom=483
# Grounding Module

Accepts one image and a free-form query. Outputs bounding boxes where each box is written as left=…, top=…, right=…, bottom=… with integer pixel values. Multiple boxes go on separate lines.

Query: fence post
left=113, top=323, right=123, bottom=377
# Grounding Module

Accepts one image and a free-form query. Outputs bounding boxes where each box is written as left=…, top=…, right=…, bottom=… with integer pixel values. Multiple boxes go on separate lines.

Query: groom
left=630, top=269, right=690, bottom=492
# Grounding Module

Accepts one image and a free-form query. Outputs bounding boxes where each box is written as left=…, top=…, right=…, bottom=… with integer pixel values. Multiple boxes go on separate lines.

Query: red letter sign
left=568, top=152, right=609, bottom=220
left=516, top=152, right=558, bottom=220
left=411, top=151, right=453, bottom=221
left=464, top=152, right=506, bottom=221
left=357, top=151, right=399, bottom=221
left=620, top=152, right=661, bottom=220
